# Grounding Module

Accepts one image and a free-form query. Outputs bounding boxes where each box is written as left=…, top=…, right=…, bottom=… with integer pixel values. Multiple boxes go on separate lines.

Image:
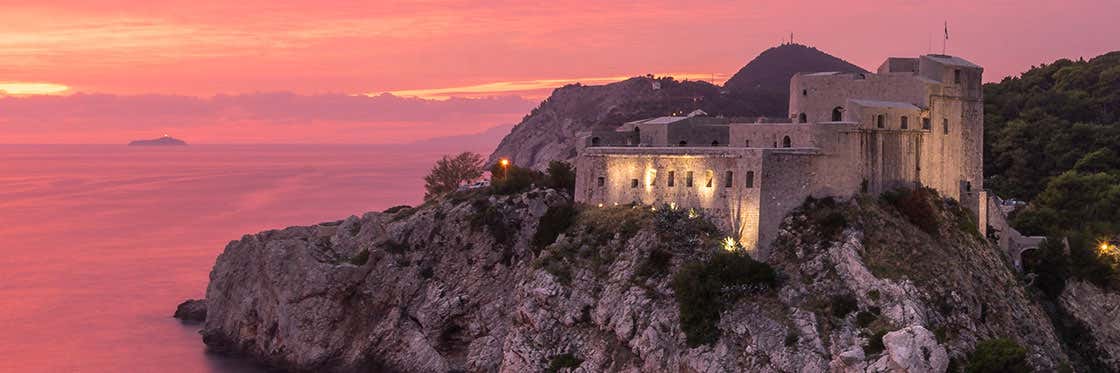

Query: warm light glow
left=382, top=73, right=729, bottom=100
left=499, top=158, right=510, bottom=167
left=721, top=237, right=739, bottom=252
left=0, top=82, right=69, bottom=95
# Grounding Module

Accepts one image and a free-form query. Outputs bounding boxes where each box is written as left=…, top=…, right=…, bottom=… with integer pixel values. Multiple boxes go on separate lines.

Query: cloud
left=0, top=92, right=535, bottom=144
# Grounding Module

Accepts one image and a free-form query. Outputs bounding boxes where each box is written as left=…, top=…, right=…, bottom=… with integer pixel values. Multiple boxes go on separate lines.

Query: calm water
left=0, top=144, right=484, bottom=372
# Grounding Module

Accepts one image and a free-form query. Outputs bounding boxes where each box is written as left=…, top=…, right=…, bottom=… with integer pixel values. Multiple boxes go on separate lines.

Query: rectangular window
left=667, top=171, right=675, bottom=187
left=954, top=69, right=962, bottom=84
left=900, top=116, right=909, bottom=129
left=630, top=179, right=639, bottom=188
left=724, top=171, right=733, bottom=188
left=745, top=171, right=755, bottom=188
left=705, top=170, right=713, bottom=188
left=597, top=177, right=604, bottom=187
left=943, top=118, right=950, bottom=134
left=922, top=118, right=931, bottom=130
left=685, top=171, right=694, bottom=187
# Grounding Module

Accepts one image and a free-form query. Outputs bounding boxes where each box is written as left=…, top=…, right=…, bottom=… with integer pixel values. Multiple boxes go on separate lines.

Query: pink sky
left=1, top=0, right=1117, bottom=143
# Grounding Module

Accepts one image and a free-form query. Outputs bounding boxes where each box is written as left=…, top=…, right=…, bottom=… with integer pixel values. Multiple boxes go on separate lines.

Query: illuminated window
left=705, top=170, right=714, bottom=188
left=724, top=171, right=733, bottom=188
left=597, top=177, right=604, bottom=187
left=746, top=171, right=755, bottom=188
left=668, top=171, right=675, bottom=187
left=900, top=116, right=909, bottom=129
left=686, top=171, right=694, bottom=187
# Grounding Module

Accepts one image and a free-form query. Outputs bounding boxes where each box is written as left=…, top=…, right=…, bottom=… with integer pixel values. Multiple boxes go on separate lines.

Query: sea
left=0, top=143, right=496, bottom=372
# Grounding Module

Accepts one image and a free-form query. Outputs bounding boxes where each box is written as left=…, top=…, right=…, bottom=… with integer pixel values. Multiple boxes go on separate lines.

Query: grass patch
left=672, top=250, right=776, bottom=347
left=964, top=338, right=1029, bottom=373
left=881, top=187, right=940, bottom=235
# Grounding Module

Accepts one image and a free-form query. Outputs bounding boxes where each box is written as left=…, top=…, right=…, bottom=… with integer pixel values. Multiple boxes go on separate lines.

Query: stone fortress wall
left=575, top=54, right=1004, bottom=258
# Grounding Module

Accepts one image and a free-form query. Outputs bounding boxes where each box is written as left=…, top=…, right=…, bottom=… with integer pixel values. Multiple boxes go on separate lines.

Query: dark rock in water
left=174, top=299, right=207, bottom=322
left=128, top=136, right=187, bottom=146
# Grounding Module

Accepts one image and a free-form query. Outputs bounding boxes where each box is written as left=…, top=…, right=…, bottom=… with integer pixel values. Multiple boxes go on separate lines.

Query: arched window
left=679, top=140, right=687, bottom=146
left=900, top=116, right=909, bottom=129
left=724, top=171, right=733, bottom=188
left=782, top=136, right=792, bottom=148
left=798, top=113, right=807, bottom=123
left=876, top=114, right=885, bottom=129
left=591, top=137, right=601, bottom=146
left=832, top=106, right=843, bottom=121
left=745, top=171, right=755, bottom=188
left=711, top=140, right=720, bottom=146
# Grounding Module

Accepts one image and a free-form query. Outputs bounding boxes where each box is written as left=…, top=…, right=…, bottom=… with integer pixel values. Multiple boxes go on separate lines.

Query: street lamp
left=499, top=158, right=510, bottom=179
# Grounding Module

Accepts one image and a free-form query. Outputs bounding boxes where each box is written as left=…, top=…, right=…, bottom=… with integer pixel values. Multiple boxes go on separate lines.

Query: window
left=705, top=170, right=714, bottom=188
left=798, top=113, right=807, bottom=123
left=678, top=140, right=687, bottom=146
left=922, top=117, right=931, bottom=130
left=900, top=116, right=909, bottom=129
left=711, top=140, right=720, bottom=146
left=667, top=171, right=675, bottom=187
left=876, top=114, right=885, bottom=129
left=745, top=140, right=751, bottom=147
left=591, top=137, right=601, bottom=146
left=965, top=181, right=972, bottom=192
left=782, top=136, right=792, bottom=148
left=954, top=69, right=962, bottom=84
left=802, top=89, right=807, bottom=96
left=685, top=171, right=694, bottom=187
left=943, top=118, right=949, bottom=134
left=745, top=171, right=755, bottom=188
left=630, top=179, right=639, bottom=188
left=724, top=171, right=733, bottom=188
left=832, top=106, right=843, bottom=121
left=597, top=177, right=604, bottom=187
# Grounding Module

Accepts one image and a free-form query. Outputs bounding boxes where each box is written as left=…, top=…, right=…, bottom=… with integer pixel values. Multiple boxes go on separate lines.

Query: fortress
left=573, top=54, right=1012, bottom=258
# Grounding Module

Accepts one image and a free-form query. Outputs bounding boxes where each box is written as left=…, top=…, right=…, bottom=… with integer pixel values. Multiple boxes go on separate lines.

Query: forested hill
left=984, top=51, right=1120, bottom=201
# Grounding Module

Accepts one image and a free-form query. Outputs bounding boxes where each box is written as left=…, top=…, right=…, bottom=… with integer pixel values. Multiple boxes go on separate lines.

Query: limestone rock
left=173, top=299, right=207, bottom=322
left=873, top=326, right=948, bottom=373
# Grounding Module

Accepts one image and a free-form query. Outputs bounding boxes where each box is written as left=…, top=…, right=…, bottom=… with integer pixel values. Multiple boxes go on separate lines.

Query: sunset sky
left=1, top=0, right=1117, bottom=144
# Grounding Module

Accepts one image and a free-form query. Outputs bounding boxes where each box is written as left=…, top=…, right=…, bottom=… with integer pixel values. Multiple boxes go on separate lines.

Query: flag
left=944, top=21, right=949, bottom=40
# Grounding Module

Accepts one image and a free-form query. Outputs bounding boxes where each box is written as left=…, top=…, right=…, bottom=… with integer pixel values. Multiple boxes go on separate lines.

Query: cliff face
left=199, top=188, right=1108, bottom=372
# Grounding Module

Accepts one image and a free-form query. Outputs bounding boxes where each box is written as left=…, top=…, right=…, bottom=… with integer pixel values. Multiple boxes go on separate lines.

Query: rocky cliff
left=196, top=187, right=1120, bottom=372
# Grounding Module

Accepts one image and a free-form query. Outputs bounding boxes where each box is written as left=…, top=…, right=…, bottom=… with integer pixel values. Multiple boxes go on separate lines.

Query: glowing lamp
left=499, top=159, right=510, bottom=167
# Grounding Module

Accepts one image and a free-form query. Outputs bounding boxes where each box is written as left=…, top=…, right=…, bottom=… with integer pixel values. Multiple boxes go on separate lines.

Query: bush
left=672, top=251, right=776, bottom=347
left=543, top=161, right=576, bottom=193
left=490, top=163, right=543, bottom=195
left=382, top=205, right=412, bottom=214
left=965, top=338, right=1030, bottom=373
left=856, top=311, right=877, bottom=328
left=348, top=249, right=370, bottom=266
left=831, top=294, right=858, bottom=318
left=864, top=330, right=888, bottom=355
left=634, top=248, right=673, bottom=280
left=532, top=203, right=578, bottom=249
left=545, top=353, right=583, bottom=373
left=881, top=187, right=940, bottom=235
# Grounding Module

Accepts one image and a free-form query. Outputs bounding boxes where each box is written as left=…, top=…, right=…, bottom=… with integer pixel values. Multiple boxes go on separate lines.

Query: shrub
left=864, top=330, right=888, bottom=355
left=545, top=353, right=583, bottom=373
left=348, top=249, right=370, bottom=266
left=784, top=332, right=799, bottom=347
left=532, top=203, right=578, bottom=249
left=965, top=338, right=1030, bottom=373
left=490, top=163, right=542, bottom=195
left=543, top=161, right=576, bottom=193
left=382, top=205, right=412, bottom=214
left=672, top=251, right=776, bottom=347
left=469, top=199, right=513, bottom=244
left=856, top=311, right=878, bottom=328
left=635, top=248, right=673, bottom=280
left=881, top=187, right=940, bottom=235
left=831, top=294, right=858, bottom=318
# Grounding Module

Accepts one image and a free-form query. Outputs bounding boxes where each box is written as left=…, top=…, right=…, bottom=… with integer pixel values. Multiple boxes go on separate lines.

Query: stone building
left=574, top=54, right=1016, bottom=258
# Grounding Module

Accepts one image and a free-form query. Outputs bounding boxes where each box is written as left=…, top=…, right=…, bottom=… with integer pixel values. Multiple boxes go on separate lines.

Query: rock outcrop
left=174, top=299, right=207, bottom=322
left=195, top=188, right=1103, bottom=372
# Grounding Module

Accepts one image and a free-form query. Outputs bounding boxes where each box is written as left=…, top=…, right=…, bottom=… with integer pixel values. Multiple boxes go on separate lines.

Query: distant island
left=128, top=136, right=187, bottom=146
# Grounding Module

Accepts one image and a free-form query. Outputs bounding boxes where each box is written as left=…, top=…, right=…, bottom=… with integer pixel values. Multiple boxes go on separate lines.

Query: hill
left=489, top=44, right=865, bottom=169
left=128, top=136, right=187, bottom=146
left=722, top=43, right=868, bottom=115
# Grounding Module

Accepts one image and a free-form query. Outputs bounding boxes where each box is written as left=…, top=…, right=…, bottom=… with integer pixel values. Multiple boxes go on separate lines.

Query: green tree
left=543, top=161, right=576, bottom=193
left=423, top=152, right=485, bottom=200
